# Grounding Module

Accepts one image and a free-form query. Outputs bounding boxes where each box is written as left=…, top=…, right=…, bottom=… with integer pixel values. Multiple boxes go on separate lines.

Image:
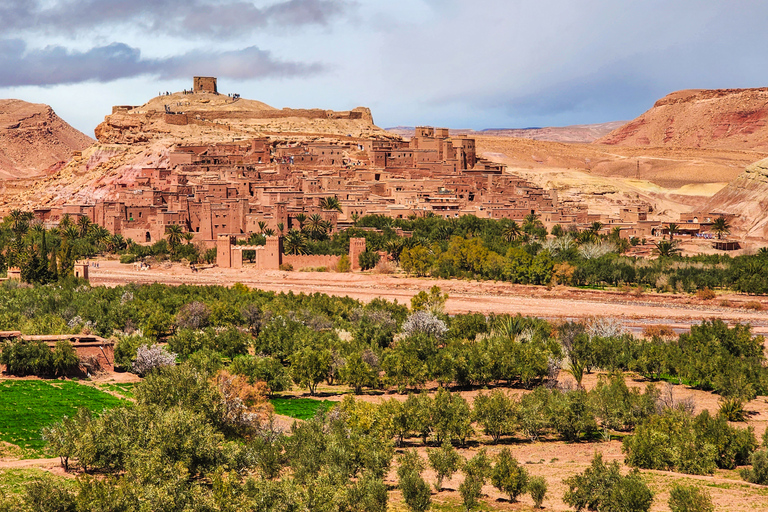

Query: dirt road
left=89, top=261, right=768, bottom=334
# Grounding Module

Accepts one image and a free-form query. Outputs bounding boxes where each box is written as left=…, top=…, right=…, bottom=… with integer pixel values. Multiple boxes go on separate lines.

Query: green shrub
left=459, top=450, right=491, bottom=511
left=668, top=484, right=714, bottom=512
left=564, top=453, right=652, bottom=512
left=0, top=339, right=53, bottom=376
left=623, top=408, right=755, bottom=475
left=740, top=448, right=768, bottom=485
left=113, top=335, right=153, bottom=370
left=427, top=440, right=462, bottom=491
left=119, top=254, right=136, bottom=264
left=491, top=448, right=528, bottom=502
left=528, top=475, right=547, bottom=508
left=358, top=250, right=381, bottom=271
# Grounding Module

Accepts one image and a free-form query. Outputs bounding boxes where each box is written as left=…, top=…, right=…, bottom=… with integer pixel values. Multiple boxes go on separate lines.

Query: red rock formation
left=597, top=88, right=768, bottom=150
left=0, top=99, right=93, bottom=180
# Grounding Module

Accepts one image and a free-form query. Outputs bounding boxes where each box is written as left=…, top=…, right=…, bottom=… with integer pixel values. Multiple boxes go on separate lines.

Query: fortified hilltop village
left=16, top=77, right=735, bottom=264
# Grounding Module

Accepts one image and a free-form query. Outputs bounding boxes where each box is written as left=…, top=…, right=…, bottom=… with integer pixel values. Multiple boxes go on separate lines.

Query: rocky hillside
left=703, top=157, right=768, bottom=239
left=95, top=92, right=386, bottom=144
left=597, top=88, right=768, bottom=151
left=0, top=90, right=393, bottom=212
left=389, top=121, right=625, bottom=143
left=0, top=100, right=93, bottom=180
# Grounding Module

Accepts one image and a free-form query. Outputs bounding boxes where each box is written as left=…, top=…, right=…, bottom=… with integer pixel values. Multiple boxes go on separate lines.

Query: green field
left=0, top=380, right=126, bottom=456
left=270, top=397, right=334, bottom=420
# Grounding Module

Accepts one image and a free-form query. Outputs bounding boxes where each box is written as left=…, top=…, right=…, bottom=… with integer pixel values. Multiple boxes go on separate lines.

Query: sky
left=2, top=0, right=767, bottom=136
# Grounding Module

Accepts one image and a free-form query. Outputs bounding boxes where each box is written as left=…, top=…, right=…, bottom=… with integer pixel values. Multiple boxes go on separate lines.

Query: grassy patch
left=97, top=382, right=136, bottom=399
left=270, top=397, right=334, bottom=420
left=0, top=468, right=70, bottom=497
left=0, top=380, right=126, bottom=457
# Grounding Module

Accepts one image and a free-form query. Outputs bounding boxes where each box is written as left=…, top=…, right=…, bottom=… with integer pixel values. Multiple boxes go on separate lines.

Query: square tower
left=194, top=77, right=218, bottom=94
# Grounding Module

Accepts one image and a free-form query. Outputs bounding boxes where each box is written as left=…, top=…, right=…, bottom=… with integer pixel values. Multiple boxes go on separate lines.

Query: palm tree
left=90, top=225, right=111, bottom=251
left=9, top=209, right=33, bottom=238
left=165, top=224, right=183, bottom=252
left=307, top=214, right=325, bottom=240
left=320, top=196, right=343, bottom=213
left=77, top=216, right=92, bottom=238
left=711, top=216, right=730, bottom=240
left=385, top=239, right=404, bottom=262
left=350, top=213, right=360, bottom=227
left=257, top=221, right=267, bottom=234
left=277, top=222, right=285, bottom=235
left=182, top=232, right=194, bottom=245
left=501, top=221, right=521, bottom=243
left=294, top=213, right=307, bottom=230
left=61, top=224, right=79, bottom=242
left=589, top=221, right=604, bottom=235
left=58, top=214, right=73, bottom=229
left=654, top=239, right=681, bottom=257
left=667, top=223, right=680, bottom=241
left=109, top=234, right=126, bottom=253
left=283, top=229, right=308, bottom=255
left=262, top=228, right=276, bottom=237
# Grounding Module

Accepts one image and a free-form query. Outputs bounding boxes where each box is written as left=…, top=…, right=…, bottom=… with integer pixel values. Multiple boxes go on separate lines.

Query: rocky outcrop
left=94, top=92, right=385, bottom=144
left=0, top=99, right=93, bottom=180
left=597, top=88, right=768, bottom=150
left=704, top=157, right=768, bottom=239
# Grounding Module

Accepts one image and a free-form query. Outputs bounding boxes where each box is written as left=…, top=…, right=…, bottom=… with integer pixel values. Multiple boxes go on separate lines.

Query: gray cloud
left=1, top=0, right=352, bottom=38
left=0, top=39, right=324, bottom=86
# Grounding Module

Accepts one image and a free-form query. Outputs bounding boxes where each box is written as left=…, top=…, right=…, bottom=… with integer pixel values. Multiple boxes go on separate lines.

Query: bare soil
left=88, top=260, right=768, bottom=336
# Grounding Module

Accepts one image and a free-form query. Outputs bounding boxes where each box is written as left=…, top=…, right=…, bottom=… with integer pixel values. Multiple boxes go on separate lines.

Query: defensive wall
left=217, top=235, right=366, bottom=271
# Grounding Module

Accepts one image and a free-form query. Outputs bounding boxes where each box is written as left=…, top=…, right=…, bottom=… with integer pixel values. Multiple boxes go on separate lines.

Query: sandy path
left=89, top=261, right=768, bottom=334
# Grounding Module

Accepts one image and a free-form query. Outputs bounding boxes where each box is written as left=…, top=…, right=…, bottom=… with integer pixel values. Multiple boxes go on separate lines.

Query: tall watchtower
left=193, top=77, right=218, bottom=94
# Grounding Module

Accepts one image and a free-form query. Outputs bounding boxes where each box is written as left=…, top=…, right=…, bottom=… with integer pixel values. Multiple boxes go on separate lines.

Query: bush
left=564, top=453, right=652, bottom=512
left=668, top=484, right=714, bottom=512
left=397, top=450, right=431, bottom=512
left=119, top=254, right=136, bottom=264
left=744, top=301, right=763, bottom=311
left=427, top=440, right=462, bottom=491
left=740, top=448, right=768, bottom=485
left=52, top=340, right=79, bottom=376
left=279, top=263, right=294, bottom=271
left=132, top=344, right=176, bottom=376
left=459, top=450, right=491, bottom=511
left=528, top=476, right=547, bottom=509
left=696, top=288, right=716, bottom=300
left=114, top=335, right=152, bottom=370
left=473, top=389, right=517, bottom=443
left=491, top=448, right=528, bottom=502
left=335, top=254, right=351, bottom=273
left=358, top=250, right=381, bottom=271
left=0, top=339, right=53, bottom=376
left=623, top=409, right=756, bottom=474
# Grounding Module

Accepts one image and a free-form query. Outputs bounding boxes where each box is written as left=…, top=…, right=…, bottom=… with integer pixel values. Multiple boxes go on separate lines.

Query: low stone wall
left=282, top=254, right=341, bottom=270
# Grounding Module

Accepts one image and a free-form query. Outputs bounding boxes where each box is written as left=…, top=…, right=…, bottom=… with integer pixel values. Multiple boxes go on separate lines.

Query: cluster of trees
left=4, top=209, right=768, bottom=294
left=2, top=278, right=766, bottom=411
left=0, top=210, right=219, bottom=284
left=0, top=279, right=767, bottom=508
left=0, top=339, right=78, bottom=377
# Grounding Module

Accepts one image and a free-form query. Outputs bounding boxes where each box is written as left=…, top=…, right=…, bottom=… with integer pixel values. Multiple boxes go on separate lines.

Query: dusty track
left=89, top=261, right=768, bottom=334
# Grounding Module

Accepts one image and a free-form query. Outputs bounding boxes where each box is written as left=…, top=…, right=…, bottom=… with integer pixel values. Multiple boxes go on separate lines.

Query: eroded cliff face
left=597, top=88, right=768, bottom=151
left=705, top=157, right=768, bottom=239
left=0, top=99, right=93, bottom=180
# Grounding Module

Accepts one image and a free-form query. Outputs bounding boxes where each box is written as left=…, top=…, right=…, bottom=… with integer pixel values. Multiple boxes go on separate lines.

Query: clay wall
left=164, top=113, right=189, bottom=125
left=282, top=254, right=341, bottom=270
left=188, top=108, right=364, bottom=122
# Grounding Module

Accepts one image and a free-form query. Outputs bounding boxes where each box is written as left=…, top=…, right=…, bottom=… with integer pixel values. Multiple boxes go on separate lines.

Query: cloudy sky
left=1, top=0, right=766, bottom=135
